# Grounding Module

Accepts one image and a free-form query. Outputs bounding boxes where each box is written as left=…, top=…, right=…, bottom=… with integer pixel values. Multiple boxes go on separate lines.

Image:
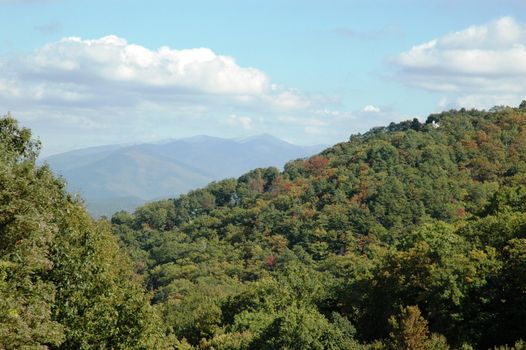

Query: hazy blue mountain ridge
left=44, top=134, right=326, bottom=216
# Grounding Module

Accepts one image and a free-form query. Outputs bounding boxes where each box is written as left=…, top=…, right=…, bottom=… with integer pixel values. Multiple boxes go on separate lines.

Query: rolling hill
left=44, top=134, right=325, bottom=216
left=112, top=103, right=526, bottom=349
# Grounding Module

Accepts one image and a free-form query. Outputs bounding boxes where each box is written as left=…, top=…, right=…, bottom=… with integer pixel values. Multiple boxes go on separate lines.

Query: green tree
left=388, top=305, right=448, bottom=350
left=0, top=115, right=65, bottom=348
left=0, top=115, right=170, bottom=349
left=252, top=304, right=358, bottom=350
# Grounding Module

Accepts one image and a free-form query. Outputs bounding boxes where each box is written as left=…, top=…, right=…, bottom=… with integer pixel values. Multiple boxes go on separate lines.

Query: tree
left=0, top=115, right=170, bottom=349
left=252, top=304, right=358, bottom=350
left=0, top=115, right=65, bottom=348
left=388, top=306, right=448, bottom=350
left=111, top=106, right=526, bottom=349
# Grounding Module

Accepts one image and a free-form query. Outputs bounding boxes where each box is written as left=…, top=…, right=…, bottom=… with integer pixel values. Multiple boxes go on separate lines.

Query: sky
left=1, top=0, right=526, bottom=155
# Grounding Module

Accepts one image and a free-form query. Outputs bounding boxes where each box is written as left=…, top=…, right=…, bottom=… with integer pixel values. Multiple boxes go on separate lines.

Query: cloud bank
left=0, top=35, right=369, bottom=154
left=394, top=17, right=526, bottom=108
left=1, top=35, right=275, bottom=105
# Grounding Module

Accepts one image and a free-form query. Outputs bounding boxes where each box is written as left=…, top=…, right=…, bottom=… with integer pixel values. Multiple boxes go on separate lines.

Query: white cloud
left=394, top=17, right=526, bottom=108
left=17, top=35, right=269, bottom=96
left=304, top=126, right=322, bottom=134
left=271, top=90, right=311, bottom=110
left=0, top=35, right=335, bottom=153
left=277, top=115, right=328, bottom=127
left=0, top=35, right=409, bottom=153
left=363, top=104, right=380, bottom=113
left=226, top=114, right=253, bottom=129
left=0, top=35, right=325, bottom=113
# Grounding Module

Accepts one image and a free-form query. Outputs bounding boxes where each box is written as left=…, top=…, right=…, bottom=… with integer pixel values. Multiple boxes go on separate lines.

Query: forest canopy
left=113, top=103, right=526, bottom=349
left=3, top=103, right=526, bottom=349
left=0, top=115, right=169, bottom=349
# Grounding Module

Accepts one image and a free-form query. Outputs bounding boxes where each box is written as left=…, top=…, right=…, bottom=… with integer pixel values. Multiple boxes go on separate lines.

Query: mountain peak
left=45, top=134, right=326, bottom=216
left=238, top=133, right=291, bottom=145
left=179, top=135, right=227, bottom=143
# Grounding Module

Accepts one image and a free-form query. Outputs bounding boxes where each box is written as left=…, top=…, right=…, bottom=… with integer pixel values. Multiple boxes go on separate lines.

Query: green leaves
left=0, top=114, right=40, bottom=162
left=0, top=115, right=169, bottom=349
left=112, top=106, right=526, bottom=349
left=0, top=116, right=66, bottom=349
left=388, top=305, right=449, bottom=350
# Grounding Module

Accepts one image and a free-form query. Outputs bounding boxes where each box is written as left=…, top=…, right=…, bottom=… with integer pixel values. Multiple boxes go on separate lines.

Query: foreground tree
left=0, top=115, right=64, bottom=349
left=0, top=115, right=169, bottom=349
left=388, top=306, right=449, bottom=350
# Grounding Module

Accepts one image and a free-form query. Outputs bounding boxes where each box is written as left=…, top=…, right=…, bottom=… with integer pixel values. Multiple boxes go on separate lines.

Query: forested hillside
left=44, top=135, right=324, bottom=217
left=4, top=103, right=526, bottom=349
left=0, top=115, right=171, bottom=349
left=112, top=103, right=526, bottom=349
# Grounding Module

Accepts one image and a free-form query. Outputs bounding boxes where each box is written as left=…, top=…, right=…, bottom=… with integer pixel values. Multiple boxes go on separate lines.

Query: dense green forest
left=0, top=116, right=171, bottom=349
left=3, top=103, right=526, bottom=349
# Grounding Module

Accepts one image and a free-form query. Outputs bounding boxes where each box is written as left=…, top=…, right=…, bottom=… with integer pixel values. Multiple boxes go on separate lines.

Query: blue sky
left=1, top=0, right=526, bottom=155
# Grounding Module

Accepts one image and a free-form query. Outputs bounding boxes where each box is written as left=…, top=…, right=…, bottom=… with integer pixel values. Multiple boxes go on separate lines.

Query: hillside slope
left=45, top=134, right=325, bottom=216
left=114, top=104, right=526, bottom=349
left=0, top=115, right=170, bottom=349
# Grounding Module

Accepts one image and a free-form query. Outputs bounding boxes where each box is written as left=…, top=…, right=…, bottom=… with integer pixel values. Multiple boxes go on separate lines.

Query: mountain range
left=43, top=134, right=325, bottom=216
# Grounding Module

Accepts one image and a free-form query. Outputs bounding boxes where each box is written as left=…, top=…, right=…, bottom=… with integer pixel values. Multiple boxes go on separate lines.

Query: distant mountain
left=43, top=134, right=326, bottom=216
